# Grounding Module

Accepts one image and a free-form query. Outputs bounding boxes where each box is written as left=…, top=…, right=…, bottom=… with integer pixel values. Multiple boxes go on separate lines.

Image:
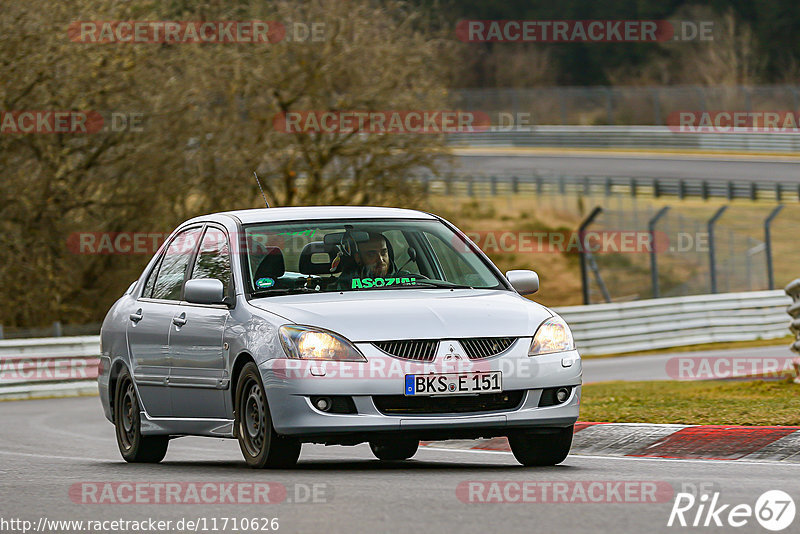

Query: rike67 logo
left=668, top=490, right=795, bottom=531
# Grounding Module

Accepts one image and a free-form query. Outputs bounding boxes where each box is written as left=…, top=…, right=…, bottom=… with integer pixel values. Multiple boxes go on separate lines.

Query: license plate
left=404, top=371, right=502, bottom=396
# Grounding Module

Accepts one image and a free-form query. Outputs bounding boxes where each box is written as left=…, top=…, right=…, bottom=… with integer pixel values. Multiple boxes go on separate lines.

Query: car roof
left=196, top=206, right=438, bottom=225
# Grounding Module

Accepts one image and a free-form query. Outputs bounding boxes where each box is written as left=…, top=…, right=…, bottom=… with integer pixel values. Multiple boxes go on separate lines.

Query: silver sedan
left=99, top=206, right=581, bottom=467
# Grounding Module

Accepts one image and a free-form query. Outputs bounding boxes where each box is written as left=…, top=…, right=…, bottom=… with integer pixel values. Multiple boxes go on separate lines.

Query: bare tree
left=0, top=0, right=455, bottom=327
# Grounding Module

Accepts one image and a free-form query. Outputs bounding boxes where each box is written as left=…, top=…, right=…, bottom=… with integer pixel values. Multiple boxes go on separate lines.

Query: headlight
left=279, top=325, right=366, bottom=362
left=528, top=316, right=575, bottom=356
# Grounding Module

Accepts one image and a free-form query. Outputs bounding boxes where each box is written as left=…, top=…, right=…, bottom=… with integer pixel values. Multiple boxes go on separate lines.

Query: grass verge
left=580, top=379, right=800, bottom=426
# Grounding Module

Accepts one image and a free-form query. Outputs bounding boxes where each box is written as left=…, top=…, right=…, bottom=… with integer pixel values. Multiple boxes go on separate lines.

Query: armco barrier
left=447, top=125, right=800, bottom=153
left=786, top=279, right=800, bottom=353
left=0, top=336, right=100, bottom=400
left=554, top=290, right=791, bottom=355
left=0, top=290, right=792, bottom=399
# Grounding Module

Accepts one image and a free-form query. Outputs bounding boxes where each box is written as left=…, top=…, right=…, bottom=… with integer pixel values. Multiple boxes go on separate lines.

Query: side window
left=425, top=232, right=490, bottom=286
left=151, top=227, right=202, bottom=301
left=191, top=227, right=232, bottom=295
left=383, top=230, right=419, bottom=273
left=142, top=254, right=163, bottom=298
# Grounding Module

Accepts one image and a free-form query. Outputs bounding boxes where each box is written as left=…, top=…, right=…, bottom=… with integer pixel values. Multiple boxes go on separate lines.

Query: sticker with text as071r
left=351, top=277, right=415, bottom=288
left=405, top=371, right=502, bottom=396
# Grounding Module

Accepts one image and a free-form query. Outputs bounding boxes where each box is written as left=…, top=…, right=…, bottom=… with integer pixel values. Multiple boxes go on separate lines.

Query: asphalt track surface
left=452, top=152, right=800, bottom=182
left=1, top=397, right=799, bottom=533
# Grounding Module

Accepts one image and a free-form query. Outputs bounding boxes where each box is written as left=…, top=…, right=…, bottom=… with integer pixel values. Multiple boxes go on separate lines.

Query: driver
left=356, top=232, right=392, bottom=278
left=337, top=232, right=412, bottom=289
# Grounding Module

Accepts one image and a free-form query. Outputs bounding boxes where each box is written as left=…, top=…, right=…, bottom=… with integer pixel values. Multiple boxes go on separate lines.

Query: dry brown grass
left=423, top=194, right=585, bottom=307
left=421, top=192, right=800, bottom=307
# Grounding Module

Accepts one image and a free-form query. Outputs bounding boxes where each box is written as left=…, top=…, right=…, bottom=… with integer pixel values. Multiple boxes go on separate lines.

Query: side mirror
left=184, top=278, right=225, bottom=305
left=506, top=270, right=539, bottom=295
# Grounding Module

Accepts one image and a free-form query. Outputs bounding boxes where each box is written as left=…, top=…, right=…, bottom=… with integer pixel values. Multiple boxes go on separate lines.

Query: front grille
left=373, top=340, right=438, bottom=361
left=460, top=337, right=516, bottom=359
left=373, top=390, right=525, bottom=415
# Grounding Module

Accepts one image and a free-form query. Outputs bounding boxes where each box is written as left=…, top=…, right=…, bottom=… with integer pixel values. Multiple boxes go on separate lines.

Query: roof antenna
left=253, top=171, right=270, bottom=208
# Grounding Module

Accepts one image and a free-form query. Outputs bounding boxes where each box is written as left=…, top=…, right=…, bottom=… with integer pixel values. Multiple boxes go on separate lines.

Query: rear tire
left=508, top=426, right=573, bottom=466
left=235, top=362, right=301, bottom=469
left=114, top=368, right=169, bottom=463
left=369, top=439, right=419, bottom=461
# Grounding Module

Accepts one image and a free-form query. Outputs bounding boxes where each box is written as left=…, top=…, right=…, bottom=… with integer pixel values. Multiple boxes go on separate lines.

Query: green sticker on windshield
left=352, top=277, right=415, bottom=289
left=255, top=277, right=274, bottom=289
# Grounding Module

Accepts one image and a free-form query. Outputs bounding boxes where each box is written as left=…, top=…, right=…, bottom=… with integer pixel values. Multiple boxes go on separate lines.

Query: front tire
left=369, top=439, right=419, bottom=461
left=508, top=426, right=573, bottom=466
left=114, top=368, right=169, bottom=463
left=235, top=362, right=300, bottom=469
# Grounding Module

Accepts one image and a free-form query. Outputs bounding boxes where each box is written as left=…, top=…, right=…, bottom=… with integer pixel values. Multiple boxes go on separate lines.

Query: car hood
left=249, top=289, right=552, bottom=341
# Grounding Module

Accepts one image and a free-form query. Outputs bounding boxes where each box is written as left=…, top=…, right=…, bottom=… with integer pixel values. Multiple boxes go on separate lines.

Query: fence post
left=727, top=181, right=734, bottom=201
left=701, top=181, right=709, bottom=200
left=649, top=206, right=670, bottom=298
left=651, top=87, right=662, bottom=125
left=708, top=206, right=728, bottom=294
left=512, top=175, right=519, bottom=194
left=775, top=182, right=781, bottom=202
left=53, top=321, right=63, bottom=337
left=579, top=206, right=603, bottom=305
left=750, top=182, right=757, bottom=201
left=765, top=205, right=784, bottom=290
left=490, top=175, right=497, bottom=196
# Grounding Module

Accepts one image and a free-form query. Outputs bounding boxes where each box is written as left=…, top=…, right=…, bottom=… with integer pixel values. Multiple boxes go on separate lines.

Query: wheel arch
left=230, top=351, right=256, bottom=409
left=108, top=359, right=131, bottom=423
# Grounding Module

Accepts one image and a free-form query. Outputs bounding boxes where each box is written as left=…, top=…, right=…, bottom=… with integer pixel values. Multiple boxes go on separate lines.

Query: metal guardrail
left=421, top=171, right=800, bottom=202
left=786, top=279, right=800, bottom=354
left=0, top=290, right=792, bottom=399
left=0, top=336, right=99, bottom=400
left=554, top=290, right=791, bottom=355
left=447, top=126, right=800, bottom=153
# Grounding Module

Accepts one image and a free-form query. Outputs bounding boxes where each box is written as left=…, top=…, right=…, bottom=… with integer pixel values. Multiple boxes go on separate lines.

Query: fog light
left=313, top=397, right=332, bottom=412
left=555, top=388, right=570, bottom=403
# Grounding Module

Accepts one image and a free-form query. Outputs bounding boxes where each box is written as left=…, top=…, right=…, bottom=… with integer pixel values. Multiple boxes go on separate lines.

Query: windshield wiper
left=250, top=287, right=321, bottom=297
left=407, top=279, right=474, bottom=289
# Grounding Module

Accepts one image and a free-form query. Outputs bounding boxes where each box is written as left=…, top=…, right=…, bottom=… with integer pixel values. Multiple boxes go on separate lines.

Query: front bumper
left=261, top=341, right=581, bottom=438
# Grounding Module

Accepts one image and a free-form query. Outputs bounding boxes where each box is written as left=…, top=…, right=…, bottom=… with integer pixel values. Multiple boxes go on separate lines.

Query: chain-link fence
left=585, top=207, right=768, bottom=304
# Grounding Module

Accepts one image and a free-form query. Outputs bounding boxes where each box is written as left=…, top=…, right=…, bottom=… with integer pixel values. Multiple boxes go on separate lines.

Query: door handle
left=172, top=313, right=187, bottom=327
left=129, top=309, right=143, bottom=323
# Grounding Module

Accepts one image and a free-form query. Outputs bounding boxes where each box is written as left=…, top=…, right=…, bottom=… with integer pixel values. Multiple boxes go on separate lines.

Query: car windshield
left=242, top=218, right=506, bottom=296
